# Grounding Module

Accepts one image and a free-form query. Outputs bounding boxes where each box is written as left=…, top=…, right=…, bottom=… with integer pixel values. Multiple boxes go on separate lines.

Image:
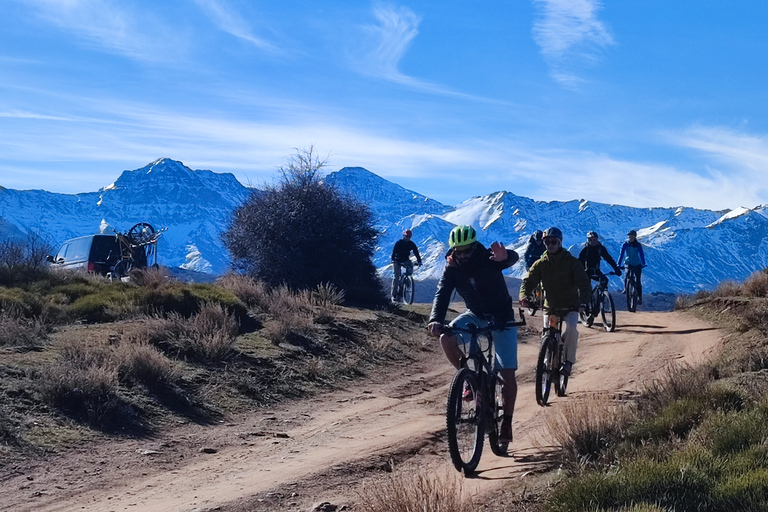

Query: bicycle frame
left=536, top=307, right=576, bottom=405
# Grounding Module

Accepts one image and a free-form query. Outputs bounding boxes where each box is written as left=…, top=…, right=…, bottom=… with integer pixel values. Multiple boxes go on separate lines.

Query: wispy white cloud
left=532, top=0, right=614, bottom=87
left=360, top=3, right=421, bottom=84
left=191, top=0, right=277, bottom=52
left=18, top=0, right=187, bottom=62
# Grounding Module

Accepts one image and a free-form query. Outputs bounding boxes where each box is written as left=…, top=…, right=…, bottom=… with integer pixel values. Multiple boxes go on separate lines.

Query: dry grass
left=0, top=308, right=51, bottom=350
left=356, top=469, right=472, bottom=512
left=216, top=273, right=271, bottom=313
left=543, top=393, right=634, bottom=465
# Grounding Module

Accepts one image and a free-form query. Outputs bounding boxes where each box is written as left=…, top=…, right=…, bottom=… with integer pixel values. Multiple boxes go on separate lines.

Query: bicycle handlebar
left=437, top=308, right=527, bottom=334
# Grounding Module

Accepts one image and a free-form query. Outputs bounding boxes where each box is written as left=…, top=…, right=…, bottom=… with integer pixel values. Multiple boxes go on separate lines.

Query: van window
left=68, top=237, right=92, bottom=262
left=55, top=243, right=70, bottom=261
left=90, top=236, right=121, bottom=264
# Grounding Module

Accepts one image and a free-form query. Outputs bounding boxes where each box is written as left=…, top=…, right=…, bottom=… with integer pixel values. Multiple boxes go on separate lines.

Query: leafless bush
left=356, top=469, right=471, bottom=512
left=37, top=340, right=121, bottom=425
left=262, top=285, right=314, bottom=345
left=128, top=266, right=171, bottom=289
left=215, top=273, right=271, bottom=313
left=0, top=231, right=52, bottom=270
left=138, top=303, right=240, bottom=361
left=742, top=270, right=768, bottom=298
left=114, top=335, right=178, bottom=385
left=543, top=393, right=633, bottom=465
left=711, top=279, right=742, bottom=298
left=0, top=308, right=50, bottom=349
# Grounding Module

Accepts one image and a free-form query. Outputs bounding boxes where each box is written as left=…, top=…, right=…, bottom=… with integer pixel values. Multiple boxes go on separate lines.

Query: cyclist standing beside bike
left=427, top=225, right=520, bottom=444
left=618, top=229, right=647, bottom=305
left=578, top=231, right=622, bottom=288
left=520, top=227, right=591, bottom=377
left=390, top=229, right=422, bottom=304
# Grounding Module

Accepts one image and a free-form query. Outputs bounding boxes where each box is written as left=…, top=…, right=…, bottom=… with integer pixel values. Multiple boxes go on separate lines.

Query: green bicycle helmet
left=449, top=225, right=477, bottom=248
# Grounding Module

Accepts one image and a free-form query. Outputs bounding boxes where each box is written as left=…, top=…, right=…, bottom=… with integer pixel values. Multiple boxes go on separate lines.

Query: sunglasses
left=543, top=239, right=561, bottom=246
left=453, top=243, right=476, bottom=255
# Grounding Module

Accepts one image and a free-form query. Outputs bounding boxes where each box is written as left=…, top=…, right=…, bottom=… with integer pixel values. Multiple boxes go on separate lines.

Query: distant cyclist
left=618, top=229, right=647, bottom=305
left=578, top=231, right=622, bottom=290
left=390, top=229, right=422, bottom=303
left=520, top=227, right=591, bottom=377
left=523, top=230, right=546, bottom=269
left=427, top=225, right=520, bottom=444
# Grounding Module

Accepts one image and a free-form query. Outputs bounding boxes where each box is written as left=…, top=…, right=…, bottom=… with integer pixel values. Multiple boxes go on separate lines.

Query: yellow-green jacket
left=520, top=248, right=591, bottom=310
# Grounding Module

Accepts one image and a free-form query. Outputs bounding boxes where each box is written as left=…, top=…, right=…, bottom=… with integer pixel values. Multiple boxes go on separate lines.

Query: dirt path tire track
left=1, top=311, right=721, bottom=512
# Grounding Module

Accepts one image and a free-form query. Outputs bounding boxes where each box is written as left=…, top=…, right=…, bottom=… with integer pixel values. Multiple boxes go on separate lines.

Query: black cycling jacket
left=391, top=238, right=422, bottom=265
left=578, top=243, right=620, bottom=275
left=429, top=243, right=519, bottom=324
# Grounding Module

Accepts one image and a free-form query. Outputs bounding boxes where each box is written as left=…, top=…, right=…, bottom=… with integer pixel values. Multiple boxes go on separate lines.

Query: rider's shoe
left=462, top=382, right=474, bottom=401
left=561, top=361, right=573, bottom=376
left=499, top=415, right=513, bottom=443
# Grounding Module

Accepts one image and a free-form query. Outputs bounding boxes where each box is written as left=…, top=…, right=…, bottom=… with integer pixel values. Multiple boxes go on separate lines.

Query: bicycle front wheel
left=600, top=290, right=616, bottom=332
left=402, top=275, right=414, bottom=305
left=487, top=373, right=508, bottom=456
left=446, top=369, right=484, bottom=473
left=535, top=337, right=555, bottom=406
left=626, top=279, right=637, bottom=313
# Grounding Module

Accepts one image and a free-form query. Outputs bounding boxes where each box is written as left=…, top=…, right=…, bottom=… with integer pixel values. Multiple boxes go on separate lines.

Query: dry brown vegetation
left=539, top=268, right=768, bottom=512
left=0, top=268, right=417, bottom=461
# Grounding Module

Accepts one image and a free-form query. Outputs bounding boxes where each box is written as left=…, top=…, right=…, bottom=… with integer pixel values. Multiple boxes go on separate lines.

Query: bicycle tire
left=112, top=259, right=133, bottom=279
left=600, top=290, right=616, bottom=332
left=402, top=275, right=414, bottom=305
left=446, top=368, right=484, bottom=473
left=557, top=370, right=569, bottom=397
left=626, top=278, right=637, bottom=313
left=535, top=337, right=554, bottom=406
left=487, top=373, right=508, bottom=456
left=128, top=223, right=156, bottom=245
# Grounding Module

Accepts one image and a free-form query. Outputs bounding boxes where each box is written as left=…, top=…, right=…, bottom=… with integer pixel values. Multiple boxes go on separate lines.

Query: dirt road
left=2, top=310, right=721, bottom=512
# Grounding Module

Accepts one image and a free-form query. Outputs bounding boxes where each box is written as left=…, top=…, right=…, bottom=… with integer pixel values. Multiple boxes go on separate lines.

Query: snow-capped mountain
left=0, top=159, right=252, bottom=274
left=326, top=167, right=768, bottom=294
left=2, top=158, right=767, bottom=294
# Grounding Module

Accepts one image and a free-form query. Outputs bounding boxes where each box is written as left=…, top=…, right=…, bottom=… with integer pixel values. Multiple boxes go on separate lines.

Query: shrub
left=0, top=309, right=50, bottom=350
left=544, top=394, right=631, bottom=465
left=222, top=146, right=386, bottom=305
left=743, top=270, right=768, bottom=298
left=114, top=337, right=178, bottom=387
left=215, top=273, right=271, bottom=313
left=356, top=470, right=472, bottom=512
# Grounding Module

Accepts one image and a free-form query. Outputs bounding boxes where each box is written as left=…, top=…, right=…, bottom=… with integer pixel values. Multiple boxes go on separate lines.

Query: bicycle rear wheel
left=401, top=275, right=414, bottom=305
left=535, top=337, right=555, bottom=406
left=600, top=290, right=616, bottom=332
left=446, top=368, right=484, bottom=473
left=487, top=373, right=508, bottom=456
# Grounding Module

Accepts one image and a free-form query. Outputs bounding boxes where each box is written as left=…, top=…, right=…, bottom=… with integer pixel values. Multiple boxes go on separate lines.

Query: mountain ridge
left=1, top=158, right=766, bottom=294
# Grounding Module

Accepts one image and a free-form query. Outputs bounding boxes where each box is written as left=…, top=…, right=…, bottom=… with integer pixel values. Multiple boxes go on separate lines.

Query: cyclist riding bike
left=520, top=227, right=591, bottom=377
left=523, top=230, right=546, bottom=270
left=390, top=229, right=422, bottom=303
left=618, top=229, right=647, bottom=305
left=427, top=225, right=520, bottom=444
left=578, top=231, right=622, bottom=294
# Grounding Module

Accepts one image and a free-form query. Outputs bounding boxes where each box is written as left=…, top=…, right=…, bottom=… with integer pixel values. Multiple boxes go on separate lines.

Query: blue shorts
left=449, top=311, right=518, bottom=370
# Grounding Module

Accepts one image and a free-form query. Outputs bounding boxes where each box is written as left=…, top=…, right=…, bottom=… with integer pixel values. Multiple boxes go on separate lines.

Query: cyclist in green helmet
left=428, top=224, right=520, bottom=444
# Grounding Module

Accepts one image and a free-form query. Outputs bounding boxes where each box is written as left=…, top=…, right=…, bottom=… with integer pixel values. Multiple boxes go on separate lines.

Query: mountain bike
left=535, top=307, right=577, bottom=406
left=442, top=312, right=526, bottom=474
left=579, top=271, right=618, bottom=332
left=109, top=223, right=165, bottom=279
left=624, top=265, right=642, bottom=313
left=394, top=259, right=417, bottom=304
left=525, top=282, right=544, bottom=316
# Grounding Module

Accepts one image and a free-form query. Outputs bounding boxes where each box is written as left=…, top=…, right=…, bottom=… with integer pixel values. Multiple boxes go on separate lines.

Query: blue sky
left=1, top=1, right=768, bottom=210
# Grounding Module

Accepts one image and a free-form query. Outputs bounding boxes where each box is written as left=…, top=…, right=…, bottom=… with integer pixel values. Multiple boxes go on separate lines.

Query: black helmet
left=628, top=229, right=637, bottom=237
left=543, top=227, right=563, bottom=240
left=533, top=230, right=543, bottom=241
left=587, top=231, right=598, bottom=239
